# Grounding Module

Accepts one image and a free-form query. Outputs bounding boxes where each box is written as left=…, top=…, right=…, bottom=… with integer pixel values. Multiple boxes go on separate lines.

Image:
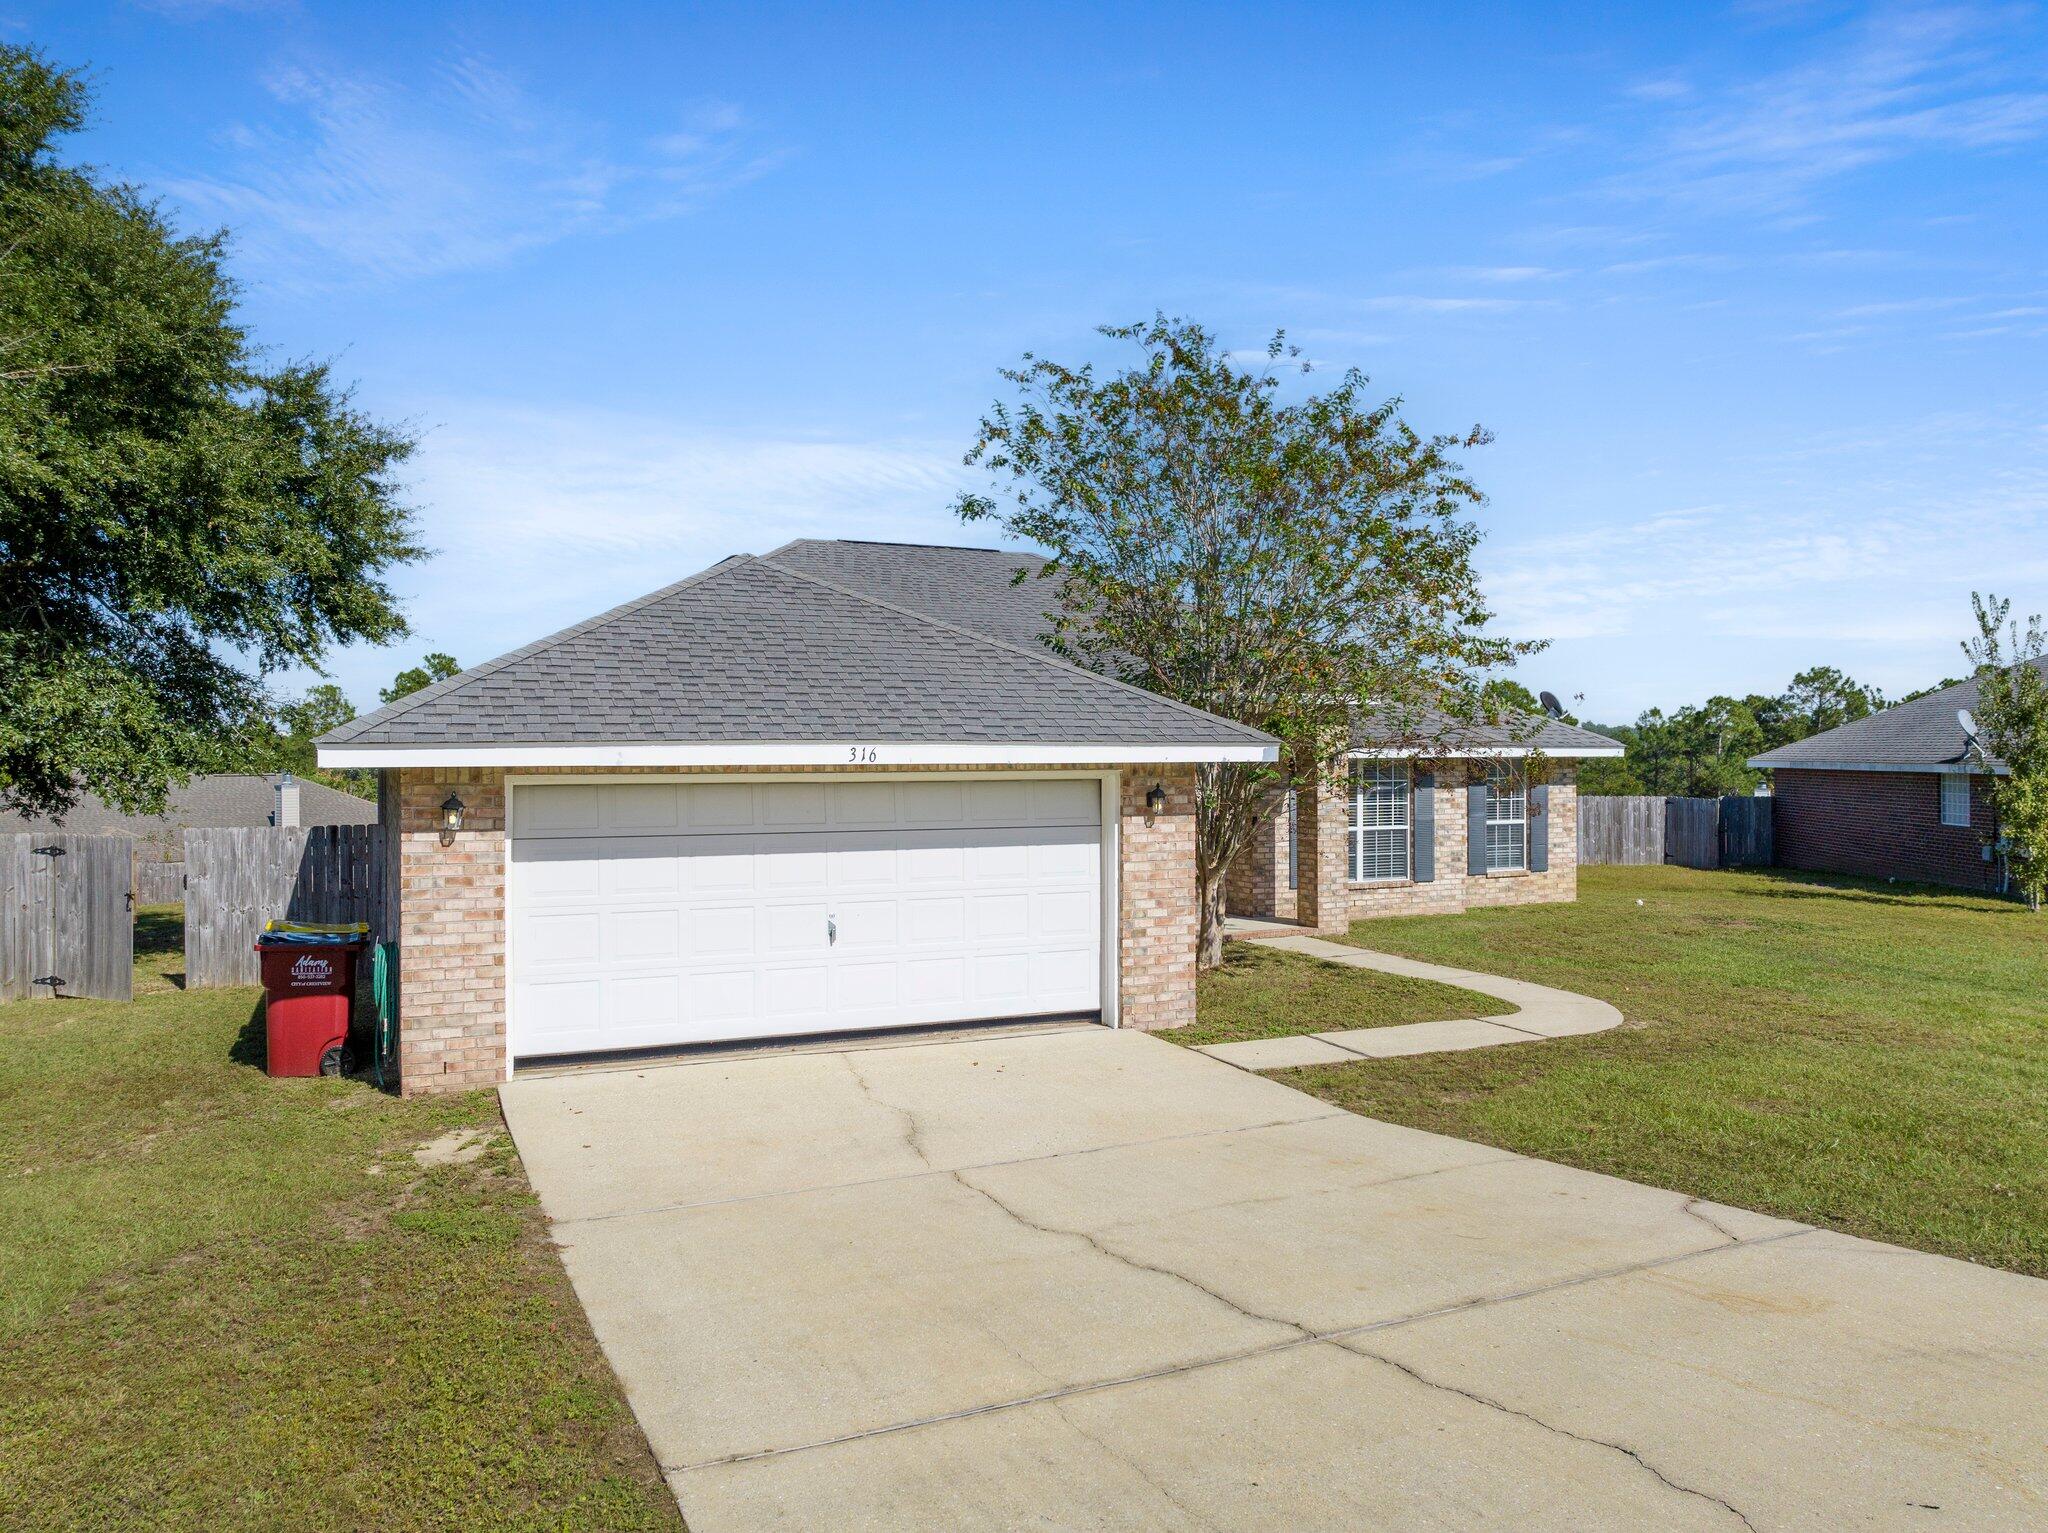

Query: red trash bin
left=256, top=927, right=369, bottom=1077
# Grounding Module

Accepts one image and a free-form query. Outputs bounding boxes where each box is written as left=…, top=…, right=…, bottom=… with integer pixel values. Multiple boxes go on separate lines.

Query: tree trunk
left=1197, top=865, right=1229, bottom=970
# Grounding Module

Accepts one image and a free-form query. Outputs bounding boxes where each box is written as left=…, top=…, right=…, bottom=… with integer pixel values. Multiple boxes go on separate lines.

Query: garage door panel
left=898, top=780, right=965, bottom=824
left=764, top=965, right=831, bottom=1016
left=964, top=779, right=1032, bottom=823
left=685, top=783, right=756, bottom=829
left=1031, top=777, right=1102, bottom=824
left=829, top=782, right=897, bottom=826
left=511, top=777, right=1103, bottom=1059
left=688, top=905, right=755, bottom=956
left=608, top=783, right=681, bottom=832
left=765, top=903, right=831, bottom=952
left=833, top=900, right=900, bottom=949
left=518, top=784, right=602, bottom=837
left=902, top=897, right=966, bottom=946
left=1034, top=889, right=1095, bottom=938
left=972, top=893, right=1030, bottom=941
left=523, top=911, right=603, bottom=967
left=761, top=782, right=827, bottom=827
left=832, top=844, right=899, bottom=887
left=611, top=909, right=681, bottom=962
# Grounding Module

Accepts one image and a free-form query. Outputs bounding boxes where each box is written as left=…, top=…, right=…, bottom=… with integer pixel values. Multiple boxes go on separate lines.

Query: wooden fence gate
left=0, top=833, right=135, bottom=1002
left=183, top=825, right=390, bottom=988
left=1578, top=795, right=1776, bottom=871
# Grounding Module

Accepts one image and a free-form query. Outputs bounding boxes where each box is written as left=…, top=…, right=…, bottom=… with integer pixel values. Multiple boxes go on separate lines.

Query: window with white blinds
left=1350, top=761, right=1411, bottom=881
left=1940, top=773, right=1971, bottom=828
left=1484, top=764, right=1527, bottom=872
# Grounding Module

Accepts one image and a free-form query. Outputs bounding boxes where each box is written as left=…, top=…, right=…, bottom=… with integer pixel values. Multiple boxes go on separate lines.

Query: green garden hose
left=370, top=941, right=398, bottom=1090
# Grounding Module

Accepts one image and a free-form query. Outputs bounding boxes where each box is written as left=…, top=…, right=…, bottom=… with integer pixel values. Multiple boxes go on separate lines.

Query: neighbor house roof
left=1347, top=705, right=1624, bottom=760
left=318, top=550, right=1276, bottom=767
left=0, top=774, right=377, bottom=841
left=1748, top=664, right=2039, bottom=776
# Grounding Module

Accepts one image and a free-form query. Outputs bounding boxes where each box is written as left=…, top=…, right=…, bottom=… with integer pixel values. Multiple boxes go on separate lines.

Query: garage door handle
left=827, top=915, right=837, bottom=946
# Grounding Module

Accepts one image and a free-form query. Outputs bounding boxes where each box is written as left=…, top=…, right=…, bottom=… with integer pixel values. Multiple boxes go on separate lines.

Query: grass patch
left=1273, top=865, right=2048, bottom=1276
left=0, top=914, right=680, bottom=1530
left=1172, top=941, right=1512, bottom=1047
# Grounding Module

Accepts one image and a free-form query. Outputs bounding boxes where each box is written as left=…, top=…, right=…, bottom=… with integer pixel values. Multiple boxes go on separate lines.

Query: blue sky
left=27, top=0, right=2048, bottom=722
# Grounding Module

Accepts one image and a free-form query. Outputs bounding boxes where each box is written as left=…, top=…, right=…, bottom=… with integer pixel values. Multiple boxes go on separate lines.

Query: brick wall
left=1773, top=767, right=1997, bottom=890
left=1224, top=783, right=1297, bottom=922
left=1226, top=760, right=1581, bottom=925
left=1117, top=765, right=1199, bottom=1032
left=388, top=762, right=1200, bottom=1095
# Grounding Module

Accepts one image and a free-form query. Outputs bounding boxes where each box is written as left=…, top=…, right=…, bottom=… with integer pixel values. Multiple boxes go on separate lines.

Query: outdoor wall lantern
left=1145, top=783, right=1168, bottom=820
left=439, top=792, right=467, bottom=846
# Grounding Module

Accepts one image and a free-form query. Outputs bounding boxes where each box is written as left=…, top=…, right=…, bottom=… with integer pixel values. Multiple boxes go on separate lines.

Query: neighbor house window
left=1940, top=773, right=1972, bottom=828
left=1484, top=764, right=1527, bottom=872
left=1350, top=761, right=1411, bottom=881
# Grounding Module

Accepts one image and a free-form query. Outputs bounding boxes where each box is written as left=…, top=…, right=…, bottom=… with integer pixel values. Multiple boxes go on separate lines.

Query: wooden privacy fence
left=0, top=833, right=135, bottom=1001
left=1579, top=795, right=1775, bottom=871
left=183, top=825, right=390, bottom=988
left=135, top=860, right=186, bottom=905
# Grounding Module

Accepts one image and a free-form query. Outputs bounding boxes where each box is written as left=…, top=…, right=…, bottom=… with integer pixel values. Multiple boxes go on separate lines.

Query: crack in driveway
left=950, top=1167, right=1314, bottom=1339
left=841, top=1052, right=931, bottom=1164
left=1341, top=1341, right=1759, bottom=1530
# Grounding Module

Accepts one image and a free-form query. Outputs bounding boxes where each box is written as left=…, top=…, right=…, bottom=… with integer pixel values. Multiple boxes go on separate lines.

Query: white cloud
left=162, top=55, right=782, bottom=286
left=359, top=401, right=972, bottom=664
left=1613, top=4, right=2048, bottom=213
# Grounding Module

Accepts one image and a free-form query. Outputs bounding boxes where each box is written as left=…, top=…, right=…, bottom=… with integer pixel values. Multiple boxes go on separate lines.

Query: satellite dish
left=1957, top=708, right=1977, bottom=738
left=1538, top=690, right=1566, bottom=719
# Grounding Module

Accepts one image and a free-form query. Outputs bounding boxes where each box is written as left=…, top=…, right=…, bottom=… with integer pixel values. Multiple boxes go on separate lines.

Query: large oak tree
left=957, top=316, right=1536, bottom=965
left=0, top=47, right=422, bottom=818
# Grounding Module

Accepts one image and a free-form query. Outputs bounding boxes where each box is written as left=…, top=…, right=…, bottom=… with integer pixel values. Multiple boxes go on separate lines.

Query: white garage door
left=508, top=776, right=1104, bottom=1060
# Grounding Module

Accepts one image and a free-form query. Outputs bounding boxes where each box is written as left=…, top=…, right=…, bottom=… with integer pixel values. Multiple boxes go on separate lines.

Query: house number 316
left=848, top=746, right=877, bottom=763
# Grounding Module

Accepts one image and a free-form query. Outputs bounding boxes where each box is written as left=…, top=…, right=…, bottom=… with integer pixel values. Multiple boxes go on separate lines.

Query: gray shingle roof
left=1348, top=705, right=1623, bottom=758
left=765, top=540, right=1063, bottom=651
left=0, top=775, right=377, bottom=837
left=1749, top=662, right=2038, bottom=773
left=321, top=553, right=1273, bottom=750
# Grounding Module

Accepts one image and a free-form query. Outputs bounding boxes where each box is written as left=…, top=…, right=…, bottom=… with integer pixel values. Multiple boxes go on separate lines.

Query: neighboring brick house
left=1226, top=711, right=1621, bottom=930
left=319, top=542, right=1275, bottom=1096
left=1749, top=669, right=2020, bottom=893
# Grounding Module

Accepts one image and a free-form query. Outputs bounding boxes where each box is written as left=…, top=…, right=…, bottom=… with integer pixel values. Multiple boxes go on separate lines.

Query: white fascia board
left=1347, top=745, right=1625, bottom=760
left=1746, top=757, right=2004, bottom=776
left=319, top=740, right=1278, bottom=769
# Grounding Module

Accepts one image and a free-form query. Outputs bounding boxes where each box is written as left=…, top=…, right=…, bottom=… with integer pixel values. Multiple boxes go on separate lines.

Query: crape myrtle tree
left=0, top=47, right=422, bottom=818
left=1963, top=594, right=2048, bottom=912
left=956, top=316, right=1538, bottom=967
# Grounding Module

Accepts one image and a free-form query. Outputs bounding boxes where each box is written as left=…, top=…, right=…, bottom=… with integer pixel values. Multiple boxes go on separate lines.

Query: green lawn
left=1176, top=941, right=1511, bottom=1047
left=0, top=908, right=680, bottom=1532
left=1272, top=866, right=2048, bottom=1277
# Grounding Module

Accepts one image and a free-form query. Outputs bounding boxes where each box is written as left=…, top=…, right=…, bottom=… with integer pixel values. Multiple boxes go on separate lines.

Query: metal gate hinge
left=33, top=975, right=64, bottom=990
left=31, top=845, right=64, bottom=858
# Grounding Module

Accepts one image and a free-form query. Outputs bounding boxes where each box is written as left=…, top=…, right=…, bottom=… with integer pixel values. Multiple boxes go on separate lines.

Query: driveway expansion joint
left=544, top=1109, right=1354, bottom=1227
left=667, top=1226, right=1821, bottom=1476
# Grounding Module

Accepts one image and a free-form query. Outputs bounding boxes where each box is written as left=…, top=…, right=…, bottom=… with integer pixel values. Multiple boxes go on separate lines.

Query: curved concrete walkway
left=1196, top=933, right=1623, bottom=1071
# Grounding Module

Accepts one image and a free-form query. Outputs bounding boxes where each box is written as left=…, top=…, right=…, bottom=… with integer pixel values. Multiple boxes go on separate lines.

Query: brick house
left=1225, top=711, right=1622, bottom=930
left=1749, top=670, right=2016, bottom=892
left=319, top=542, right=1275, bottom=1095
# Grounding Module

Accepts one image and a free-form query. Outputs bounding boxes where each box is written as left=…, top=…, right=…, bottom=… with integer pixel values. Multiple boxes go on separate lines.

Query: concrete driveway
left=500, top=1026, right=2047, bottom=1531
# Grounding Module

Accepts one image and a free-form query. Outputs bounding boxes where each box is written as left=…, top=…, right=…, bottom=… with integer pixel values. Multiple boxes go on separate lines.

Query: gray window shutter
left=1412, top=770, right=1435, bottom=882
left=1529, top=783, right=1550, bottom=872
left=1467, top=780, right=1488, bottom=876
